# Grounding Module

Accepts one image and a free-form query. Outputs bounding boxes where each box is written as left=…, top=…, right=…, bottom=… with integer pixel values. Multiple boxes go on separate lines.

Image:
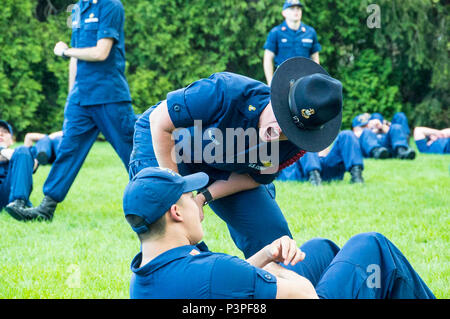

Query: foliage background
left=0, top=0, right=448, bottom=138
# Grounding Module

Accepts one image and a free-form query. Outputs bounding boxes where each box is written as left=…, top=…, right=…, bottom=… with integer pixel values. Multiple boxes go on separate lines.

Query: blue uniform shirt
left=132, top=72, right=302, bottom=184
left=69, top=0, right=131, bottom=106
left=130, top=243, right=277, bottom=299
left=264, top=21, right=321, bottom=66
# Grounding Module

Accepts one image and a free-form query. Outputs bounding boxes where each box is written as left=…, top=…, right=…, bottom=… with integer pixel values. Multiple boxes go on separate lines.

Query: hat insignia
left=301, top=108, right=315, bottom=119
left=248, top=105, right=256, bottom=112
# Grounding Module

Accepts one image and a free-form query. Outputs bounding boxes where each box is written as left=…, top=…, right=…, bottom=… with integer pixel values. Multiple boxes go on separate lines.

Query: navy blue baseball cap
left=370, top=113, right=384, bottom=123
left=283, top=0, right=303, bottom=10
left=123, top=167, right=209, bottom=234
left=0, top=120, right=13, bottom=135
left=352, top=113, right=370, bottom=128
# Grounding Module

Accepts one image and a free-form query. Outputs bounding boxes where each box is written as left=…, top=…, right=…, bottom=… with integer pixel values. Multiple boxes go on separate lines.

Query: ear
left=168, top=204, right=183, bottom=222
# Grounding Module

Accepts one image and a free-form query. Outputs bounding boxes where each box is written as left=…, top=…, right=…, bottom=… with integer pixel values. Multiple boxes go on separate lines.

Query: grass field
left=0, top=142, right=449, bottom=299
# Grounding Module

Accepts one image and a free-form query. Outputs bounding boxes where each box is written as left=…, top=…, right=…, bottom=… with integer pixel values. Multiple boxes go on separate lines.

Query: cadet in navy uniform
left=0, top=121, right=35, bottom=215
left=352, top=112, right=416, bottom=160
left=123, top=167, right=435, bottom=299
left=9, top=0, right=136, bottom=222
left=277, top=130, right=364, bottom=185
left=24, top=131, right=63, bottom=166
left=130, top=57, right=343, bottom=258
left=263, top=0, right=321, bottom=85
left=414, top=126, right=450, bottom=154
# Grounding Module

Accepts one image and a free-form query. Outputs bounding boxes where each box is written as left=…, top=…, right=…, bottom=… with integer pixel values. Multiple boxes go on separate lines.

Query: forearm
left=264, top=263, right=319, bottom=299
left=263, top=51, right=275, bottom=85
left=24, top=133, right=46, bottom=147
left=64, top=47, right=107, bottom=62
left=207, top=172, right=260, bottom=201
left=69, top=57, right=77, bottom=93
left=414, top=127, right=441, bottom=140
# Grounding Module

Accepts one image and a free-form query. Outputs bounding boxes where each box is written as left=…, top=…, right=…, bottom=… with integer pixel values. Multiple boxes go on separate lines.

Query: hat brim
left=271, top=57, right=342, bottom=153
left=182, top=172, right=209, bottom=193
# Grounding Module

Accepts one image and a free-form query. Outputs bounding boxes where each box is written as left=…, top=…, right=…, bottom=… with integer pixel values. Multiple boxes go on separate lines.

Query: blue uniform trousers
left=43, top=101, right=135, bottom=202
left=359, top=112, right=410, bottom=157
left=30, top=135, right=62, bottom=164
left=0, top=147, right=34, bottom=209
left=130, top=158, right=292, bottom=259
left=285, top=232, right=435, bottom=299
left=278, top=130, right=364, bottom=181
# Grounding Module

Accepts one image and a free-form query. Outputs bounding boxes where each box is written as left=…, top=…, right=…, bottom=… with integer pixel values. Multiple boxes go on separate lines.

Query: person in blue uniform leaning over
left=352, top=112, right=416, bottom=160
left=7, top=0, right=136, bottom=222
left=124, top=166, right=435, bottom=299
left=0, top=121, right=35, bottom=215
left=277, top=130, right=365, bottom=185
left=24, top=131, right=63, bottom=167
left=263, top=0, right=321, bottom=85
left=130, top=57, right=343, bottom=258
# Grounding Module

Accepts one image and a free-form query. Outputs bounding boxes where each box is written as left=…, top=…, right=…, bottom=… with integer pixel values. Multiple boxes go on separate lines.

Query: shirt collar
left=282, top=21, right=305, bottom=33
left=130, top=242, right=209, bottom=276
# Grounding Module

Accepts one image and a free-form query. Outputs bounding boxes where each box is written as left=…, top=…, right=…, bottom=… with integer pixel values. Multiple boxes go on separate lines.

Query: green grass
left=0, top=142, right=449, bottom=298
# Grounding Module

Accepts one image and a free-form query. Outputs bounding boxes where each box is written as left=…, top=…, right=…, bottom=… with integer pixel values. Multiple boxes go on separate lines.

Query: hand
left=54, top=41, right=69, bottom=57
left=265, top=236, right=305, bottom=266
left=194, top=193, right=206, bottom=221
left=0, top=148, right=14, bottom=161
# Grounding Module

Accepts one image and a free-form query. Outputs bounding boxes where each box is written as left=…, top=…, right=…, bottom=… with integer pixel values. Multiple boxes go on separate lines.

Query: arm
left=195, top=172, right=260, bottom=207
left=69, top=57, right=77, bottom=93
left=246, top=235, right=318, bottom=299
left=414, top=127, right=442, bottom=141
left=265, top=263, right=319, bottom=299
left=263, top=50, right=276, bottom=86
left=55, top=38, right=114, bottom=62
left=310, top=52, right=320, bottom=64
left=49, top=131, right=63, bottom=139
left=149, top=100, right=178, bottom=172
left=24, top=133, right=47, bottom=147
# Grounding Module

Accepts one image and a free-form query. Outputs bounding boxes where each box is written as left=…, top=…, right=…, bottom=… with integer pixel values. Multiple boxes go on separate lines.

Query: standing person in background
left=7, top=0, right=136, bottom=222
left=263, top=0, right=321, bottom=85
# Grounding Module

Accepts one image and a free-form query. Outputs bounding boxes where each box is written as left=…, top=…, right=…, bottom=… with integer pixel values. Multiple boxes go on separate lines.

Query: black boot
left=371, top=147, right=390, bottom=159
left=396, top=146, right=416, bottom=160
left=36, top=151, right=49, bottom=165
left=5, top=199, right=28, bottom=220
left=350, top=165, right=364, bottom=184
left=6, top=196, right=57, bottom=222
left=308, top=169, right=322, bottom=186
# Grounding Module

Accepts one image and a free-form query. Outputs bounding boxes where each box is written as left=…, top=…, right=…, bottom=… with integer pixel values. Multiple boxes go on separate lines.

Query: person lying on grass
left=123, top=166, right=435, bottom=299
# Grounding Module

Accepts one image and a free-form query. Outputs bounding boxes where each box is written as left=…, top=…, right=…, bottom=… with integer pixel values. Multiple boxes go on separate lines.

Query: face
left=282, top=6, right=302, bottom=22
left=259, top=103, right=288, bottom=142
left=0, top=126, right=13, bottom=148
left=177, top=193, right=204, bottom=245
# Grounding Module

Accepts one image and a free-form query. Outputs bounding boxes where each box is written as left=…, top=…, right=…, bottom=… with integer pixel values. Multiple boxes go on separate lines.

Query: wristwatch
left=199, top=188, right=213, bottom=206
left=62, top=48, right=69, bottom=60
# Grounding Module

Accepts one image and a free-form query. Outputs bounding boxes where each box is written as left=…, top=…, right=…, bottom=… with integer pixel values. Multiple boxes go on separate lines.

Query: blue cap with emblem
left=123, top=167, right=209, bottom=234
left=0, top=120, right=13, bottom=135
left=369, top=112, right=384, bottom=123
left=352, top=113, right=370, bottom=128
left=283, top=0, right=303, bottom=10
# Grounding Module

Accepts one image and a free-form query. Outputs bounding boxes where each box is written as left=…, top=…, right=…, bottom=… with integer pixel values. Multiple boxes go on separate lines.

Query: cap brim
left=271, top=57, right=342, bottom=152
left=182, top=172, right=209, bottom=193
left=0, top=120, right=12, bottom=135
